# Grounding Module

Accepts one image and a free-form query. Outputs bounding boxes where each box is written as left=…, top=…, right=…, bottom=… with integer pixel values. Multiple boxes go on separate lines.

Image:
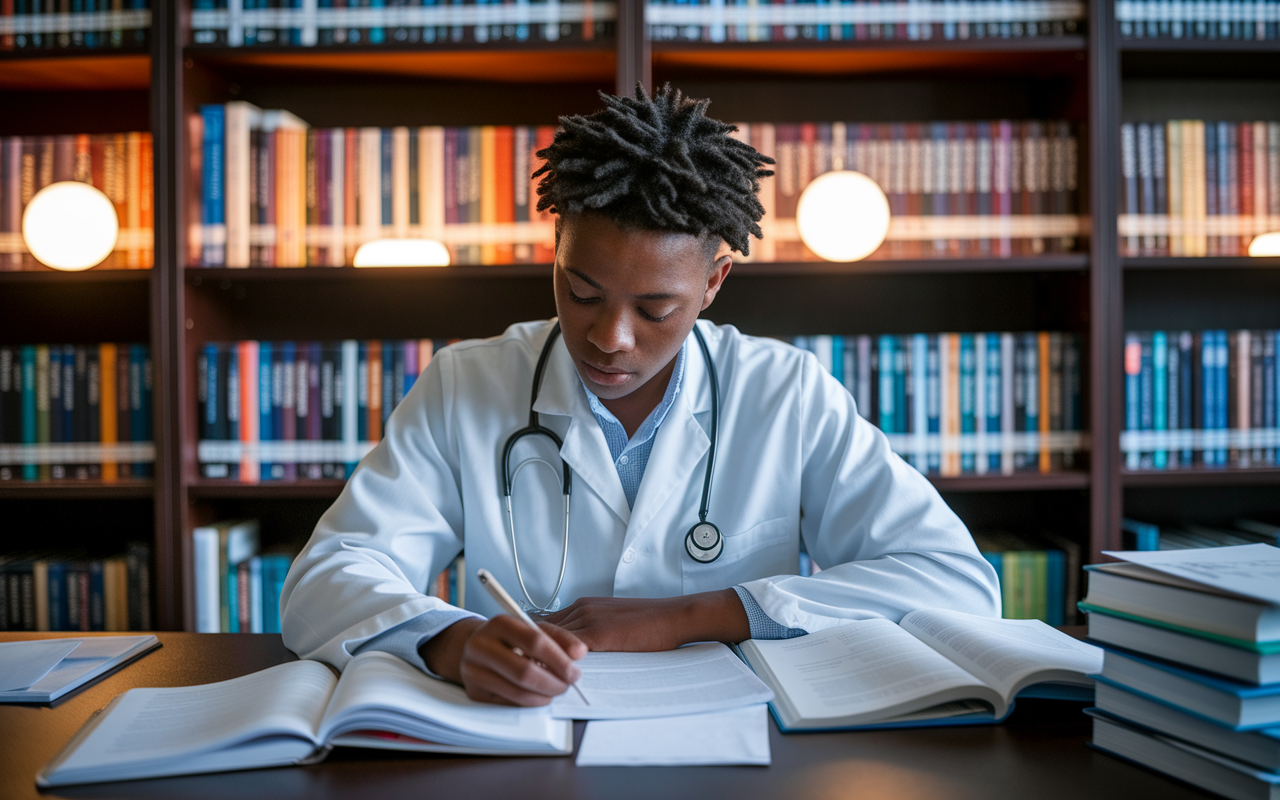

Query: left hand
left=539, top=589, right=750, bottom=652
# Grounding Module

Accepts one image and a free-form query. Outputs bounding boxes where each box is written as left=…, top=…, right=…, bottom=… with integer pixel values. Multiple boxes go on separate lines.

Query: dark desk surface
left=1, top=631, right=1215, bottom=800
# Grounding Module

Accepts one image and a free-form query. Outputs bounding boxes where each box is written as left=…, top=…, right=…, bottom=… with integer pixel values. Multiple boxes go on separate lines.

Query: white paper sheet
left=0, top=639, right=81, bottom=692
left=1105, top=544, right=1280, bottom=605
left=576, top=704, right=772, bottom=767
left=548, top=642, right=773, bottom=720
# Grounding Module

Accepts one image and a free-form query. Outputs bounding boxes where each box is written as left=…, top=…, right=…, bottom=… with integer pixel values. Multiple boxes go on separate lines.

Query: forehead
left=557, top=215, right=714, bottom=291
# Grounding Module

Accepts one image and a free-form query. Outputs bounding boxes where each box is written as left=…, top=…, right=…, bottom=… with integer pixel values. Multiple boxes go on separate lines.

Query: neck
left=600, top=352, right=679, bottom=439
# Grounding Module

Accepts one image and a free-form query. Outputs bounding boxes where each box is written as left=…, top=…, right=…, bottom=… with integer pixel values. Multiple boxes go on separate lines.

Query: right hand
left=420, top=616, right=587, bottom=706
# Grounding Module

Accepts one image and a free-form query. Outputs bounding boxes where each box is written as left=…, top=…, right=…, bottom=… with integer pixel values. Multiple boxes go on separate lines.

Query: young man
left=281, top=85, right=1000, bottom=707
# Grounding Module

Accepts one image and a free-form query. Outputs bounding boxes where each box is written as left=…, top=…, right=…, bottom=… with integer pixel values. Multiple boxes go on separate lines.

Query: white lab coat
left=281, top=320, right=1000, bottom=669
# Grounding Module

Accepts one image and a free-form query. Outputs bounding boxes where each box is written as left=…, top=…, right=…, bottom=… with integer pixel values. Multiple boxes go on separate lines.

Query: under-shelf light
left=795, top=171, right=891, bottom=263
left=353, top=238, right=451, bottom=268
left=1248, top=232, right=1280, bottom=257
left=21, top=181, right=120, bottom=271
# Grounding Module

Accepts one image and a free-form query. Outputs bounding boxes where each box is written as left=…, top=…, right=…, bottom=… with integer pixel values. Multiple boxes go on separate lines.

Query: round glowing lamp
left=1248, top=232, right=1280, bottom=257
left=353, top=238, right=451, bottom=268
left=796, top=171, right=891, bottom=263
left=21, top=181, right=119, bottom=271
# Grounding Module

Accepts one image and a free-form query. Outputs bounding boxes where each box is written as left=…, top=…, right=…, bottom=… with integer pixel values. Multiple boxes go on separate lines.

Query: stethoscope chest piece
left=685, top=521, right=723, bottom=563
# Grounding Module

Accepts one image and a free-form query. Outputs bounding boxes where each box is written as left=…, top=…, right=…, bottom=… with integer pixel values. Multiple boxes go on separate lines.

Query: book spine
left=959, top=333, right=976, bottom=473
left=1152, top=330, right=1167, bottom=469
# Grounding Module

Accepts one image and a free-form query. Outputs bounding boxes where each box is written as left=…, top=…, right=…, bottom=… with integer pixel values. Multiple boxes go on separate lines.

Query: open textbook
left=738, top=608, right=1103, bottom=731
left=38, top=651, right=572, bottom=788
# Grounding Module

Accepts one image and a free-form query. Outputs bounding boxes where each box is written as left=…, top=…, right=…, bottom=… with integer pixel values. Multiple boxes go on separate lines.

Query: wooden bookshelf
left=16, top=0, right=1280, bottom=630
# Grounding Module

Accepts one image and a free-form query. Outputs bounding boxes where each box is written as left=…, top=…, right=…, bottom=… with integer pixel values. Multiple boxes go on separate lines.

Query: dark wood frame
left=2, top=3, right=1277, bottom=630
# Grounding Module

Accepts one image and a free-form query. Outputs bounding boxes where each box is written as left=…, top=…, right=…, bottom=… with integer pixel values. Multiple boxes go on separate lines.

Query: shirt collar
left=581, top=339, right=687, bottom=452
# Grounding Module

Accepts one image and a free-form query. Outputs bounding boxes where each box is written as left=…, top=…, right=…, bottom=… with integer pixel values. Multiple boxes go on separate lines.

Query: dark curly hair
left=532, top=83, right=775, bottom=256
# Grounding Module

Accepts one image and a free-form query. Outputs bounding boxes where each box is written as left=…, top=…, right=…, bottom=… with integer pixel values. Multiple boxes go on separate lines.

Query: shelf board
left=188, top=480, right=347, bottom=500
left=0, top=268, right=153, bottom=284
left=185, top=255, right=1089, bottom=284
left=187, top=44, right=615, bottom=83
left=1120, top=38, right=1280, bottom=53
left=929, top=471, right=1091, bottom=492
left=1123, top=256, right=1280, bottom=270
left=1123, top=469, right=1280, bottom=488
left=0, top=53, right=150, bottom=90
left=0, top=480, right=154, bottom=499
left=652, top=36, right=1087, bottom=76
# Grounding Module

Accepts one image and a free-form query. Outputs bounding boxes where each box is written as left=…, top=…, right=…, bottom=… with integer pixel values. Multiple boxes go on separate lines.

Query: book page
left=901, top=608, right=1103, bottom=701
left=745, top=619, right=994, bottom=724
left=45, top=660, right=335, bottom=780
left=1106, top=544, right=1280, bottom=605
left=547, top=642, right=774, bottom=720
left=318, top=651, right=568, bottom=751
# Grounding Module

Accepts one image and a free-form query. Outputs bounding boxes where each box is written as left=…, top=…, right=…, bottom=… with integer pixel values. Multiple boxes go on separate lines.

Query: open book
left=738, top=608, right=1103, bottom=731
left=38, top=651, right=572, bottom=788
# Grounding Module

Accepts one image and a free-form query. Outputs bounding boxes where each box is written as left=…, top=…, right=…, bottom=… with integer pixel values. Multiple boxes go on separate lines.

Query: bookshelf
left=3, top=0, right=1275, bottom=632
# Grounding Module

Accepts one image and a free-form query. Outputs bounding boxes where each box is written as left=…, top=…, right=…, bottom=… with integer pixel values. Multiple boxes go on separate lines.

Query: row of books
left=791, top=332, right=1085, bottom=476
left=0, top=134, right=155, bottom=271
left=188, top=0, right=612, bottom=46
left=647, top=0, right=1084, bottom=42
left=192, top=520, right=293, bottom=634
left=975, top=531, right=1080, bottom=626
left=1082, top=544, right=1280, bottom=799
left=0, top=3, right=149, bottom=51
left=0, top=345, right=155, bottom=482
left=190, top=108, right=1082, bottom=268
left=196, top=339, right=454, bottom=481
left=1119, top=120, right=1280, bottom=258
left=1122, top=330, right=1280, bottom=471
left=1122, top=517, right=1280, bottom=551
left=0, top=543, right=152, bottom=632
left=1117, top=0, right=1280, bottom=40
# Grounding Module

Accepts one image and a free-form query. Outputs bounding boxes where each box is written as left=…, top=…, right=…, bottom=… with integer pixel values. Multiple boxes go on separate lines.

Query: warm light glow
left=1248, top=232, right=1280, bottom=257
left=353, top=238, right=451, bottom=267
left=21, top=182, right=119, bottom=271
left=796, top=171, right=891, bottom=262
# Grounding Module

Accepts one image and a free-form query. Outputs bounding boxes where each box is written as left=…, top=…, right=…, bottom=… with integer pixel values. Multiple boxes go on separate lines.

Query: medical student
left=281, top=85, right=1001, bottom=707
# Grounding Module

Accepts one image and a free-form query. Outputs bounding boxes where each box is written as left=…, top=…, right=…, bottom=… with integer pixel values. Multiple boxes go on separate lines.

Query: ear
left=700, top=250, right=734, bottom=311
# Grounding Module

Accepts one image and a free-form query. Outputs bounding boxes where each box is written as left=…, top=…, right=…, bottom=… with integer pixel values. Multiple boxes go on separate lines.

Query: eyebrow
left=565, top=267, right=678, bottom=301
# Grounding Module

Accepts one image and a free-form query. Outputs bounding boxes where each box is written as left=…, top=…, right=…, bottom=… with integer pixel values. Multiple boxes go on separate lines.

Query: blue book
left=1021, top=333, right=1039, bottom=470
left=1153, top=331, right=1167, bottom=469
left=878, top=335, right=895, bottom=435
left=1202, top=331, right=1217, bottom=466
left=927, top=335, right=941, bottom=473
left=960, top=334, right=976, bottom=473
left=200, top=105, right=226, bottom=267
left=1125, top=333, right=1142, bottom=470
left=47, top=562, right=67, bottom=632
left=911, top=333, right=929, bottom=470
left=370, top=0, right=387, bottom=43
left=20, top=346, right=36, bottom=481
left=1095, top=645, right=1280, bottom=730
left=894, top=336, right=907, bottom=436
left=1266, top=332, right=1277, bottom=465
left=129, top=345, right=150, bottom=477
left=830, top=335, right=844, bottom=387
left=1216, top=330, right=1230, bottom=465
left=985, top=333, right=1002, bottom=473
left=1218, top=123, right=1232, bottom=245
left=259, top=554, right=293, bottom=634
left=382, top=340, right=395, bottom=423
left=1121, top=517, right=1161, bottom=550
left=357, top=342, right=369, bottom=443
left=381, top=129, right=393, bottom=230
left=47, top=347, right=64, bottom=476
left=1138, top=333, right=1154, bottom=470
left=258, top=342, right=274, bottom=480
left=1046, top=550, right=1065, bottom=627
left=1179, top=331, right=1194, bottom=465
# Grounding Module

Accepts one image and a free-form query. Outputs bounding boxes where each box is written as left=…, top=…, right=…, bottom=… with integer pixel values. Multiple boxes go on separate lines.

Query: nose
left=587, top=305, right=635, bottom=354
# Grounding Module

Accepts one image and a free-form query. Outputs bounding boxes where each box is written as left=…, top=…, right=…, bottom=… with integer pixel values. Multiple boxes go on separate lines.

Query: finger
left=488, top=615, right=582, bottom=683
left=470, top=627, right=572, bottom=697
left=461, top=663, right=554, bottom=707
left=539, top=621, right=588, bottom=660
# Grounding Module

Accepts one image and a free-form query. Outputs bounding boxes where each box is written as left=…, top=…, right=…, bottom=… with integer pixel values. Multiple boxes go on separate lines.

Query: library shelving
left=7, top=0, right=1276, bottom=631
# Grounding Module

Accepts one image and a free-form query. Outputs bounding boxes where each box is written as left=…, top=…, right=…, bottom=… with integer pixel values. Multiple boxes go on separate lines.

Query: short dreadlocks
left=532, top=83, right=775, bottom=256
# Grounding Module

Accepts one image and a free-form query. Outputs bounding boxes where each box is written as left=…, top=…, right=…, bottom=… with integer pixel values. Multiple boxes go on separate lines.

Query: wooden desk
left=1, top=631, right=1213, bottom=800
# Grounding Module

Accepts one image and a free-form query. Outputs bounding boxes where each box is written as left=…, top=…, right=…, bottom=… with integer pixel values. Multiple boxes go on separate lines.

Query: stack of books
left=197, top=339, right=453, bottom=482
left=647, top=0, right=1084, bottom=42
left=1082, top=544, right=1280, bottom=800
left=0, top=344, right=155, bottom=482
left=0, top=3, right=149, bottom=51
left=1118, top=0, right=1280, bottom=41
left=791, top=331, right=1085, bottom=475
left=0, top=134, right=155, bottom=271
left=0, top=543, right=152, bottom=632
left=1122, top=330, right=1279, bottom=471
left=188, top=1, right=613, bottom=47
left=1118, top=121, right=1280, bottom=258
left=1122, top=518, right=1280, bottom=551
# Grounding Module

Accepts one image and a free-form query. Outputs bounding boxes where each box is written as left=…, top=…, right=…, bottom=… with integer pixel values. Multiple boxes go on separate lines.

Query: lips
left=582, top=360, right=633, bottom=387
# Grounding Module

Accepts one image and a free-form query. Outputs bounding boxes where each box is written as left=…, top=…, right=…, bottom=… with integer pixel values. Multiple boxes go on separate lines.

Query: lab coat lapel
left=625, top=328, right=713, bottom=547
left=531, top=330, right=631, bottom=527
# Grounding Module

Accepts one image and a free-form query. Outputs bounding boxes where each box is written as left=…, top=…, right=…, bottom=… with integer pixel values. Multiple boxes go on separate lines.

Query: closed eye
left=567, top=286, right=601, bottom=305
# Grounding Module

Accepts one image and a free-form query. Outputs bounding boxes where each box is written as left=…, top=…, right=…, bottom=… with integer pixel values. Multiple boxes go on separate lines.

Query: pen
left=476, top=568, right=589, bottom=705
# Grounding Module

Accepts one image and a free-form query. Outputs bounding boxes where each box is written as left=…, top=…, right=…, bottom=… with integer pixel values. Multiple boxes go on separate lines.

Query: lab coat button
left=623, top=548, right=636, bottom=563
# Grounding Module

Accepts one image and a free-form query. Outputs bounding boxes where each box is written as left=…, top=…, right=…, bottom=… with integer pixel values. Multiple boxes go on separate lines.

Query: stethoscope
left=501, top=322, right=723, bottom=613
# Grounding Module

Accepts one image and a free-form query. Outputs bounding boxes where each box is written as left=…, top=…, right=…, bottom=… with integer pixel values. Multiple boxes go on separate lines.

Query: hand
left=539, top=589, right=751, bottom=652
left=419, top=616, right=587, bottom=707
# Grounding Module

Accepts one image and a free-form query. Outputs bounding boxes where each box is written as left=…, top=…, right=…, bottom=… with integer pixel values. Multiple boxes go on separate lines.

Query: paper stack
left=1080, top=544, right=1280, bottom=800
